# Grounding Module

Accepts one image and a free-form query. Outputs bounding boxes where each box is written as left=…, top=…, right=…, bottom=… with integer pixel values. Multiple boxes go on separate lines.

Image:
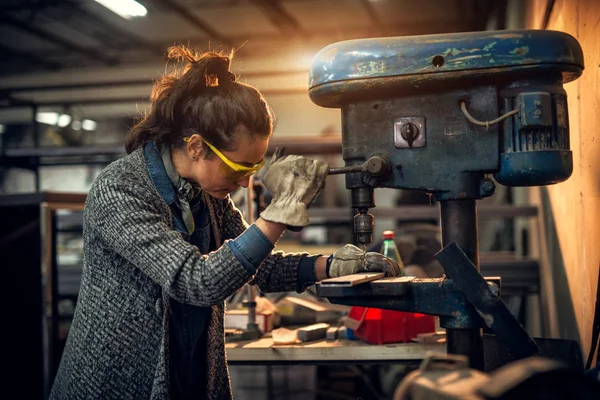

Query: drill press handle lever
left=328, top=164, right=365, bottom=175
left=328, top=156, right=391, bottom=178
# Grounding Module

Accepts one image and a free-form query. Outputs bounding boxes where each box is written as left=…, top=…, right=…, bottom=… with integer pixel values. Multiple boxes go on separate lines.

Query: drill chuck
left=354, top=212, right=374, bottom=247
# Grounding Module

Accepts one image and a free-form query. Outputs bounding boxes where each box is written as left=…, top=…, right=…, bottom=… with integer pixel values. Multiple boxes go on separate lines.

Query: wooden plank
left=319, top=272, right=385, bottom=287
left=532, top=0, right=600, bottom=365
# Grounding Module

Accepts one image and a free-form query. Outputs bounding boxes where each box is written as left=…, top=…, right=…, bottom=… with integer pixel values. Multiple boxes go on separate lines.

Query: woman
left=50, top=46, right=401, bottom=400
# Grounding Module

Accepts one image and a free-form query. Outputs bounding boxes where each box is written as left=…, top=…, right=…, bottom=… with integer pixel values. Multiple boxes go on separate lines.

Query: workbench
left=226, top=336, right=445, bottom=365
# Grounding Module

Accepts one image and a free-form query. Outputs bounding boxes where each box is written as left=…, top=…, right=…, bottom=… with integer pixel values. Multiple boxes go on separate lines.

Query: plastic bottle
left=380, top=230, right=404, bottom=276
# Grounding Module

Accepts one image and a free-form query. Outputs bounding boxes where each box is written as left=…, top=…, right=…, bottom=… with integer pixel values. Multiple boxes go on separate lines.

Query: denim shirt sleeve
left=228, top=225, right=318, bottom=291
left=227, top=224, right=275, bottom=274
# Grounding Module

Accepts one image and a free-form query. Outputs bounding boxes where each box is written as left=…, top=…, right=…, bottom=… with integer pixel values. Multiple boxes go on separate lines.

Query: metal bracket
left=316, top=276, right=499, bottom=329
left=434, top=242, right=543, bottom=360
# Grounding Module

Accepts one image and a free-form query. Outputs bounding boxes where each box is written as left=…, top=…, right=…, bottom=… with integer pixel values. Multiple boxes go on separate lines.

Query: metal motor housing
left=495, top=81, right=572, bottom=186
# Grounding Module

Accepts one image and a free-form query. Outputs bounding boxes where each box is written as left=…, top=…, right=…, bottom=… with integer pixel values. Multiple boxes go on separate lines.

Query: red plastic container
left=346, top=306, right=435, bottom=344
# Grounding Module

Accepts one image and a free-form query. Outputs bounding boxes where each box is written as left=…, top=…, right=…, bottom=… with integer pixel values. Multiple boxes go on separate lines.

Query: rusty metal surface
left=309, top=29, right=584, bottom=108
left=309, top=30, right=580, bottom=199
left=339, top=86, right=500, bottom=201
left=316, top=276, right=500, bottom=329
left=435, top=242, right=542, bottom=360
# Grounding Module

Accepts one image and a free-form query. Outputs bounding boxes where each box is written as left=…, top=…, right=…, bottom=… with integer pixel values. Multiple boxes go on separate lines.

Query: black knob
left=400, top=123, right=419, bottom=147
left=365, top=156, right=390, bottom=177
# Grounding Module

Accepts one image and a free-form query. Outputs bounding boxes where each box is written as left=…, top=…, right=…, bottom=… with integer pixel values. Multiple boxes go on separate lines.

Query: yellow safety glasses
left=184, top=136, right=265, bottom=181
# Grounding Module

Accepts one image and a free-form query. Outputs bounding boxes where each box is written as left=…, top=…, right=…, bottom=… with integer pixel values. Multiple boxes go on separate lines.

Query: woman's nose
left=237, top=176, right=251, bottom=188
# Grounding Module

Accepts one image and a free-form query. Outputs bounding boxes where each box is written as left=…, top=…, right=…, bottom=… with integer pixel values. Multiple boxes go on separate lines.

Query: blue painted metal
left=339, top=86, right=501, bottom=201
left=435, top=242, right=542, bottom=360
left=496, top=151, right=572, bottom=186
left=309, top=29, right=583, bottom=108
left=495, top=86, right=573, bottom=186
left=316, top=277, right=500, bottom=329
left=310, top=30, right=584, bottom=362
left=309, top=29, right=584, bottom=201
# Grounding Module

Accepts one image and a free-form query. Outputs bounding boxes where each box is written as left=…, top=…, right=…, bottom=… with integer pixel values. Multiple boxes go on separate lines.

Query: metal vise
left=309, top=30, right=584, bottom=369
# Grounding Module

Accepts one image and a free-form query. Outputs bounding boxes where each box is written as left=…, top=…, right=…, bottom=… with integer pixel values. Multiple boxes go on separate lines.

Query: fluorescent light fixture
left=82, top=119, right=97, bottom=131
left=0, top=124, right=5, bottom=134
left=94, top=0, right=147, bottom=20
left=36, top=112, right=73, bottom=127
left=57, top=114, right=72, bottom=128
left=72, top=120, right=82, bottom=131
left=36, top=112, right=60, bottom=125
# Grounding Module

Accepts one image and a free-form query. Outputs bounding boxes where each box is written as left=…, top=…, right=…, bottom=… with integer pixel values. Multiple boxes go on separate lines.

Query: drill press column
left=440, top=199, right=483, bottom=369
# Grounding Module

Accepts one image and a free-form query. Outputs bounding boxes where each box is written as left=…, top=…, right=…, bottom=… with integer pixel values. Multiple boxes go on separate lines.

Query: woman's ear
left=186, top=134, right=204, bottom=161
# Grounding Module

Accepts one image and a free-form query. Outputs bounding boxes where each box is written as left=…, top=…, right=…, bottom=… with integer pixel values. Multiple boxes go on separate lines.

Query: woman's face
left=185, top=133, right=269, bottom=200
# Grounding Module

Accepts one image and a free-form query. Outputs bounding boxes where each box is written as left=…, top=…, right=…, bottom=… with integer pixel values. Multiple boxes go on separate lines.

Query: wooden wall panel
left=528, top=0, right=600, bottom=362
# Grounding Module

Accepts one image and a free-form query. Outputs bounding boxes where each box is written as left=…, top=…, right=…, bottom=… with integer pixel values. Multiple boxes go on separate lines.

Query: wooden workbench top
left=226, top=337, right=445, bottom=363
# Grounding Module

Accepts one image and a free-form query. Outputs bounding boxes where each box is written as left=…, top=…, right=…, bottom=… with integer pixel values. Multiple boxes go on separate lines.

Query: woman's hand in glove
left=328, top=244, right=404, bottom=278
left=260, top=154, right=329, bottom=228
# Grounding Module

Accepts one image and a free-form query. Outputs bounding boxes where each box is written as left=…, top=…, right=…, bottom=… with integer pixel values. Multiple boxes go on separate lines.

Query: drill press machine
left=310, top=30, right=584, bottom=369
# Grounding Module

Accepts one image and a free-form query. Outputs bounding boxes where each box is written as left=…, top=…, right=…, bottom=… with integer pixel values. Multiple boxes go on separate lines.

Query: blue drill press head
left=309, top=30, right=584, bottom=201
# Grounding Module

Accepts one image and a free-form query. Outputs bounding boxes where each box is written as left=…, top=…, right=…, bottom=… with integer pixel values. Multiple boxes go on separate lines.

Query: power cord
left=460, top=101, right=519, bottom=130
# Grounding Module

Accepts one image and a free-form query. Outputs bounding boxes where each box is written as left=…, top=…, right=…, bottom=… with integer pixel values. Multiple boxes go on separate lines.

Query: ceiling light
left=57, top=114, right=72, bottom=128
left=82, top=119, right=98, bottom=131
left=72, top=120, right=82, bottom=131
left=36, top=112, right=60, bottom=125
left=36, top=112, right=73, bottom=127
left=0, top=124, right=5, bottom=134
left=94, top=0, right=147, bottom=20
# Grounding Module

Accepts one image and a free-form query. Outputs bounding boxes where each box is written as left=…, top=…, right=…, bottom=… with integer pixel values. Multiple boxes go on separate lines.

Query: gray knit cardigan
left=50, top=147, right=308, bottom=400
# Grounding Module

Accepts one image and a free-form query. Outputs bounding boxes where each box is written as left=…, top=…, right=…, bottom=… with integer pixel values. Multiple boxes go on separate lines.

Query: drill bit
left=360, top=244, right=367, bottom=269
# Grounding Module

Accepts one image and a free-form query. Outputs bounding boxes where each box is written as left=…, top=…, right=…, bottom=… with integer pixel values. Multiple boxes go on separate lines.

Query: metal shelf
left=3, top=145, right=125, bottom=157
left=308, top=204, right=538, bottom=221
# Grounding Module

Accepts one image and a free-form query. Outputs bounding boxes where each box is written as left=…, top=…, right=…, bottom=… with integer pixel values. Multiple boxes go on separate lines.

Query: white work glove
left=260, top=154, right=329, bottom=228
left=328, top=244, right=404, bottom=278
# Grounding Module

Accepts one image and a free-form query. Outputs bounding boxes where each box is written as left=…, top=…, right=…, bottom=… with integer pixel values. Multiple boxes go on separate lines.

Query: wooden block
left=326, top=327, right=338, bottom=340
left=414, top=331, right=446, bottom=344
left=337, top=326, right=349, bottom=339
left=225, top=310, right=273, bottom=333
left=319, top=272, right=385, bottom=287
left=297, top=323, right=330, bottom=342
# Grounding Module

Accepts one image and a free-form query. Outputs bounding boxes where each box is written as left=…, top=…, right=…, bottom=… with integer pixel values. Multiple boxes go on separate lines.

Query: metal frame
left=250, top=0, right=306, bottom=37
left=0, top=0, right=498, bottom=74
left=0, top=42, right=62, bottom=69
left=157, top=0, right=238, bottom=50
left=66, top=5, right=164, bottom=56
left=40, top=197, right=85, bottom=398
left=0, top=11, right=117, bottom=65
left=308, top=204, right=538, bottom=221
left=1, top=69, right=307, bottom=93
left=0, top=87, right=308, bottom=108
